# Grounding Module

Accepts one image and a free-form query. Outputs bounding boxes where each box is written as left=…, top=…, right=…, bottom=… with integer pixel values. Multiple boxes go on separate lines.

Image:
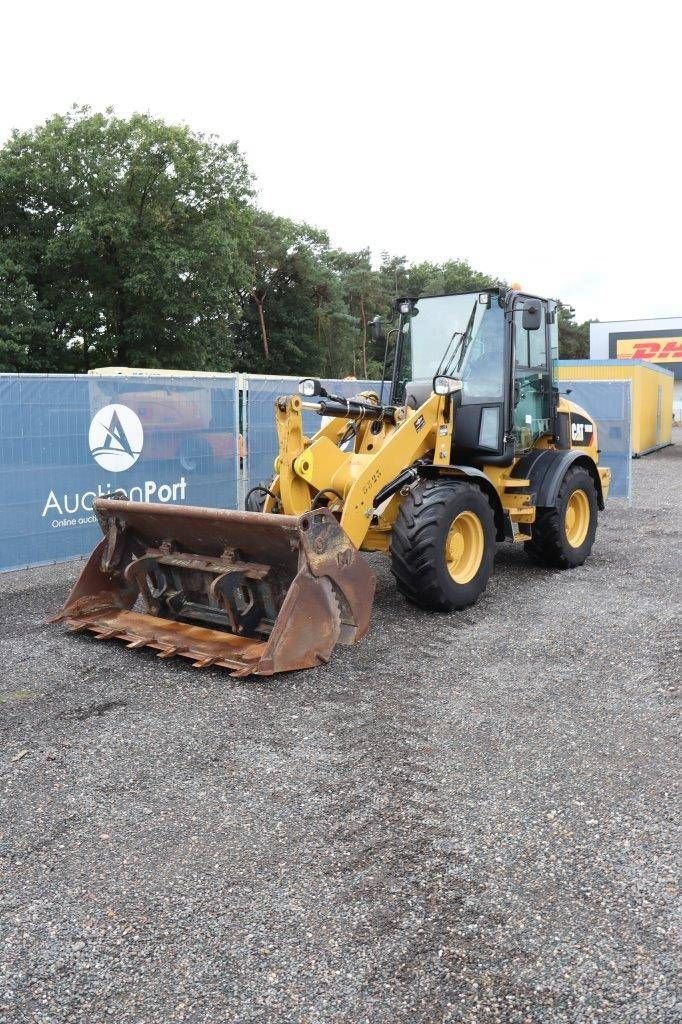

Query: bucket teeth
left=126, top=638, right=148, bottom=650
left=157, top=646, right=187, bottom=660
left=94, top=628, right=121, bottom=640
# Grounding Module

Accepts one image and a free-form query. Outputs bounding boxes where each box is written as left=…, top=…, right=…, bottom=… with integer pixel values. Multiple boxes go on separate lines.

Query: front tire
left=524, top=465, right=598, bottom=568
left=390, top=480, right=496, bottom=611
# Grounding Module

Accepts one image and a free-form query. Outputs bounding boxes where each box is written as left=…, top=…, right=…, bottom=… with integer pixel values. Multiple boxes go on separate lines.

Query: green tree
left=0, top=106, right=254, bottom=372
left=0, top=106, right=592, bottom=380
left=326, top=248, right=385, bottom=378
left=235, top=212, right=354, bottom=377
left=376, top=254, right=500, bottom=307
left=557, top=302, right=590, bottom=358
left=409, top=259, right=501, bottom=297
left=0, top=257, right=56, bottom=370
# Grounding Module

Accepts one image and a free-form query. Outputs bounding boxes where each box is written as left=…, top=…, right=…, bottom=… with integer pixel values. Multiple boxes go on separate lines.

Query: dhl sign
left=616, top=338, right=682, bottom=362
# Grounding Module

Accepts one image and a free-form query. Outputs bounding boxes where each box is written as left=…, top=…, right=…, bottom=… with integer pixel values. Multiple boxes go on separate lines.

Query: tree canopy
left=556, top=302, right=590, bottom=359
left=0, top=106, right=591, bottom=375
left=0, top=107, right=253, bottom=372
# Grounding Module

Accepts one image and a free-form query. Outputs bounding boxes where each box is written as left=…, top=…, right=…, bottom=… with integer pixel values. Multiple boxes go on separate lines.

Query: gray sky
left=2, top=0, right=679, bottom=322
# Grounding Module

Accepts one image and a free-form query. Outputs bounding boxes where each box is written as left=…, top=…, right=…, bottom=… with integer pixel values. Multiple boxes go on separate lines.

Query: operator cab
left=390, top=289, right=559, bottom=464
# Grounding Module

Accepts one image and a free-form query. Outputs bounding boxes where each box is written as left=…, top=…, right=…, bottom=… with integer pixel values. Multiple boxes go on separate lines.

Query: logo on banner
left=616, top=338, right=682, bottom=362
left=88, top=404, right=143, bottom=472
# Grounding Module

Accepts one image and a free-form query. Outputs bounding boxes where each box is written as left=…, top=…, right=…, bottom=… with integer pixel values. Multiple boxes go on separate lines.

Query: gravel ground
left=1, top=437, right=680, bottom=1024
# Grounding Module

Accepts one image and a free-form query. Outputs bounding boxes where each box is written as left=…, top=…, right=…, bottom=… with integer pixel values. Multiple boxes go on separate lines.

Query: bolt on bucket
left=52, top=497, right=375, bottom=676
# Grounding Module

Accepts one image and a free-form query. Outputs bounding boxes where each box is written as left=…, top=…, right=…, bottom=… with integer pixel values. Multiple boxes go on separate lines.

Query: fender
left=512, top=449, right=604, bottom=510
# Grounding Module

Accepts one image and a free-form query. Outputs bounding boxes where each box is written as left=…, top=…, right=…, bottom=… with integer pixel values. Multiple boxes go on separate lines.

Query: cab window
left=515, top=305, right=547, bottom=369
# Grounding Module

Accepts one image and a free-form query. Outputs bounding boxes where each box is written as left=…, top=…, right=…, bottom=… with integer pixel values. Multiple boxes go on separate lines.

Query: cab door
left=512, top=298, right=553, bottom=451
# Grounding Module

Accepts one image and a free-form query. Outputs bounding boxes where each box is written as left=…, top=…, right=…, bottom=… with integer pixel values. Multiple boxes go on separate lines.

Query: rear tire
left=524, top=465, right=598, bottom=568
left=390, top=480, right=496, bottom=611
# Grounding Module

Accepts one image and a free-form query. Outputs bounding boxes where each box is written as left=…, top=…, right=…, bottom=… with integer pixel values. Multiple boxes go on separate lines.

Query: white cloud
left=2, top=0, right=679, bottom=321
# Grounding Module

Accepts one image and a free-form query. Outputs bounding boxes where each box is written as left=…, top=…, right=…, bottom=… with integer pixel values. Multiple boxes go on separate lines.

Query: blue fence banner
left=0, top=372, right=632, bottom=572
left=243, top=376, right=382, bottom=495
left=558, top=379, right=632, bottom=500
left=0, top=373, right=240, bottom=572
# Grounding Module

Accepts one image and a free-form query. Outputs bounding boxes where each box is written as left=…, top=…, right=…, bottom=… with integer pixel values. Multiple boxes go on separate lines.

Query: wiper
left=437, top=304, right=478, bottom=377
left=437, top=331, right=464, bottom=377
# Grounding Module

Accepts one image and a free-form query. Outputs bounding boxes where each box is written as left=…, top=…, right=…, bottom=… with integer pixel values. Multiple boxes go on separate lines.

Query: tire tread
left=390, top=480, right=495, bottom=611
left=525, top=465, right=598, bottom=568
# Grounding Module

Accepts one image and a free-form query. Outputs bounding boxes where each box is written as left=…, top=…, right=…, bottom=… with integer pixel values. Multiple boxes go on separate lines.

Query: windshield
left=407, top=292, right=505, bottom=403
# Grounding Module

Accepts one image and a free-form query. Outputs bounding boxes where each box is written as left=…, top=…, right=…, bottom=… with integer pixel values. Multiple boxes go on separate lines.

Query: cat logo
left=571, top=417, right=593, bottom=446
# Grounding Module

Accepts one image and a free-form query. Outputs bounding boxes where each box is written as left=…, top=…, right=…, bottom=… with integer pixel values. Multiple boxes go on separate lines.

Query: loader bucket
left=53, top=497, right=375, bottom=677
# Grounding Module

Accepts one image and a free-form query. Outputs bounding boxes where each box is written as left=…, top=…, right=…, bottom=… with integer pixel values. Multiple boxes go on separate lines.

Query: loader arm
left=268, top=389, right=454, bottom=550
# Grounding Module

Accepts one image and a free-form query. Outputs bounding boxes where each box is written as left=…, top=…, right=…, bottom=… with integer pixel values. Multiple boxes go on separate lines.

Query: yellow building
left=555, top=359, right=674, bottom=456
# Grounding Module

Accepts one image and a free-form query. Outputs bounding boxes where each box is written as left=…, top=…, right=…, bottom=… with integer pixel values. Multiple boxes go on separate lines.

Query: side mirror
left=370, top=316, right=386, bottom=345
left=522, top=301, right=542, bottom=332
left=478, top=292, right=491, bottom=308
left=513, top=381, right=521, bottom=406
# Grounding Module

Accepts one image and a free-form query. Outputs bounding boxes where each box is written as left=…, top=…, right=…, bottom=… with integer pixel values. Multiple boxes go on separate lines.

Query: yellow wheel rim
left=564, top=489, right=590, bottom=548
left=445, top=511, right=485, bottom=584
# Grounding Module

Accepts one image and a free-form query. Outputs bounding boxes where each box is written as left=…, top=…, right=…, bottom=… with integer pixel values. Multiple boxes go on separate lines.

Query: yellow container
left=555, top=359, right=674, bottom=456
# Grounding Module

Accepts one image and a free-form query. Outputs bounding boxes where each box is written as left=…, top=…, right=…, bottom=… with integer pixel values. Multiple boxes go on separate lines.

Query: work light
left=433, top=375, right=463, bottom=396
left=298, top=378, right=321, bottom=397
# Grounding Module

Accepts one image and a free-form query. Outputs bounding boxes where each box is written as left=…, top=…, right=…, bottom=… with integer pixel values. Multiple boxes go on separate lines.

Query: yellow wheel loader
left=54, top=289, right=611, bottom=676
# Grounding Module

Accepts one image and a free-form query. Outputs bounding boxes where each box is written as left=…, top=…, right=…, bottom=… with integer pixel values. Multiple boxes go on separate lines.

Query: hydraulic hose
left=372, top=466, right=419, bottom=508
